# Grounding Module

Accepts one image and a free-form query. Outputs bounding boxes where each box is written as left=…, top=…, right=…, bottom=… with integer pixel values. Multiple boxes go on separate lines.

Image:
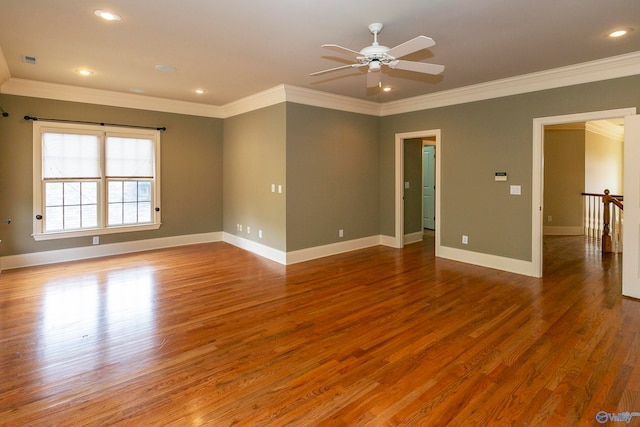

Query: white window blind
left=42, top=133, right=100, bottom=178
left=106, top=137, right=154, bottom=177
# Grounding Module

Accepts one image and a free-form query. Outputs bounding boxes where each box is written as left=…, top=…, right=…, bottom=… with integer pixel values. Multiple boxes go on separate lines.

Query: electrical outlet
left=258, top=230, right=263, bottom=238
left=547, top=215, right=552, bottom=222
left=92, top=236, right=99, bottom=245
left=339, top=229, right=344, bottom=238
left=462, top=235, right=468, bottom=245
left=247, top=226, right=251, bottom=234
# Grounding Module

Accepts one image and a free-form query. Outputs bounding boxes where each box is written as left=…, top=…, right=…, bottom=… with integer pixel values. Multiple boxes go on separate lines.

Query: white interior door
left=623, top=114, right=640, bottom=298
left=423, top=146, right=435, bottom=230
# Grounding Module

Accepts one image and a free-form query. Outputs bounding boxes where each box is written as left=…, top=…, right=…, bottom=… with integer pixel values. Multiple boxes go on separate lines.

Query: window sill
left=32, top=223, right=162, bottom=241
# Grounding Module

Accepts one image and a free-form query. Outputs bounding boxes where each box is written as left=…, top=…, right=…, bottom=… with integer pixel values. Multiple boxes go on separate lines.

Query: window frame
left=32, top=122, right=161, bottom=241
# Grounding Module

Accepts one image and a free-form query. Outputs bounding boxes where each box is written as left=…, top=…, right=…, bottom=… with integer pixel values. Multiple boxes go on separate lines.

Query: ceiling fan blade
left=386, top=35, right=436, bottom=59
left=366, top=69, right=382, bottom=88
left=388, top=60, right=445, bottom=75
left=321, top=44, right=362, bottom=57
left=310, top=63, right=366, bottom=76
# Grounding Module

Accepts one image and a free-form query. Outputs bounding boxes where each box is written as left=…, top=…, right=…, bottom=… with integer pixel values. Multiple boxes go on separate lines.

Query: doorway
left=532, top=108, right=637, bottom=284
left=394, top=129, right=441, bottom=254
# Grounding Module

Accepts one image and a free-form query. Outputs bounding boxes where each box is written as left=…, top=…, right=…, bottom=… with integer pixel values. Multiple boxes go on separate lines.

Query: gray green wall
left=286, top=103, right=379, bottom=251
left=403, top=138, right=423, bottom=234
left=2, top=74, right=639, bottom=265
left=380, top=75, right=640, bottom=262
left=0, top=94, right=223, bottom=257
left=223, top=103, right=287, bottom=250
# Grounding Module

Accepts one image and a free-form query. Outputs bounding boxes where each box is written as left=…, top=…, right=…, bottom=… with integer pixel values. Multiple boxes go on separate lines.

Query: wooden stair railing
left=602, top=189, right=624, bottom=253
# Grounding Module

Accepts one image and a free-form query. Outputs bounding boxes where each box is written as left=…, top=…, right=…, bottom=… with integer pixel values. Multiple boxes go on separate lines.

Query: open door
left=623, top=115, right=640, bottom=298
left=423, top=145, right=435, bottom=230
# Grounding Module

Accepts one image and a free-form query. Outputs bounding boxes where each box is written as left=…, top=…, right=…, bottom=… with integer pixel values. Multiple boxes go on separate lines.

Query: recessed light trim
left=608, top=28, right=633, bottom=38
left=94, top=9, right=122, bottom=21
left=382, top=86, right=392, bottom=92
left=130, top=88, right=145, bottom=93
left=195, top=89, right=207, bottom=94
left=75, top=69, right=94, bottom=76
left=155, top=64, right=176, bottom=72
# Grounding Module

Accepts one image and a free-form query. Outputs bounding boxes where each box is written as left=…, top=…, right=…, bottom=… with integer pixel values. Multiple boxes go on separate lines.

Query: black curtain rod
left=24, top=115, right=166, bottom=131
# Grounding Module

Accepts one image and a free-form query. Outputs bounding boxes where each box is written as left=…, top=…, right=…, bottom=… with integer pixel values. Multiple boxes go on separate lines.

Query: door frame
left=394, top=129, right=441, bottom=251
left=532, top=107, right=637, bottom=277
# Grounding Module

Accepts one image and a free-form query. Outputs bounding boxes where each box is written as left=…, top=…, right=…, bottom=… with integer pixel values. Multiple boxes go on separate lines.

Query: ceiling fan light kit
left=311, top=23, right=444, bottom=89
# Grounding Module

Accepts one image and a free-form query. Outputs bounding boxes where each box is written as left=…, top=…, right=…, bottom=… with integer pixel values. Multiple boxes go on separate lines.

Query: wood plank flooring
left=1, top=234, right=639, bottom=426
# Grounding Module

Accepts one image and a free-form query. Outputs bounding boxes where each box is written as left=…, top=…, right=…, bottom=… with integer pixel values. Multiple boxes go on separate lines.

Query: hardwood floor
left=1, top=234, right=638, bottom=426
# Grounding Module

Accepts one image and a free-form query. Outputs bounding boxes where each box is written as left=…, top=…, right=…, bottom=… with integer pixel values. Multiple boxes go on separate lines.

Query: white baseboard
left=403, top=231, right=424, bottom=245
left=543, top=226, right=583, bottom=236
left=0, top=232, right=223, bottom=270
left=222, top=233, right=287, bottom=264
left=285, top=235, right=382, bottom=265
left=1, top=232, right=540, bottom=278
left=437, top=245, right=538, bottom=277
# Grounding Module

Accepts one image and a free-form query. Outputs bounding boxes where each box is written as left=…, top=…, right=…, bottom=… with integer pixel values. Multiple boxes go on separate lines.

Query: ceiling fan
left=311, top=23, right=445, bottom=88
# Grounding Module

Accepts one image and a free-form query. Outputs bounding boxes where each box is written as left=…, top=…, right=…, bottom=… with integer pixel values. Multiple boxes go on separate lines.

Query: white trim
left=285, top=235, right=381, bottom=265
left=394, top=130, right=441, bottom=253
left=283, top=85, right=381, bottom=117
left=222, top=233, right=383, bottom=265
left=586, top=120, right=624, bottom=141
left=543, top=226, right=583, bottom=236
left=2, top=52, right=638, bottom=119
left=381, top=51, right=640, bottom=116
left=222, top=232, right=287, bottom=265
left=220, top=85, right=288, bottom=118
left=404, top=231, right=424, bottom=245
left=438, top=245, right=538, bottom=277
left=379, top=235, right=397, bottom=247
left=532, top=107, right=637, bottom=278
left=0, top=232, right=223, bottom=270
left=0, top=233, right=393, bottom=271
left=1, top=78, right=225, bottom=118
left=32, top=223, right=162, bottom=241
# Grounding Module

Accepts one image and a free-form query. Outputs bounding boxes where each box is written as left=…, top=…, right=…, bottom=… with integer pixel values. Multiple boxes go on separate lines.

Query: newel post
left=602, top=189, right=612, bottom=253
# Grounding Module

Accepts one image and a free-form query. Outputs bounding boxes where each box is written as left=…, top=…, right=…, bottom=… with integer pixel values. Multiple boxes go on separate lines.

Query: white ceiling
left=0, top=0, right=638, bottom=106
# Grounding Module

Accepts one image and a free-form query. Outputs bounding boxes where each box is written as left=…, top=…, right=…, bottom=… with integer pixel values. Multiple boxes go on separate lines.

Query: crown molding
left=283, top=85, right=381, bottom=116
left=0, top=78, right=225, bottom=118
left=220, top=84, right=287, bottom=118
left=2, top=51, right=638, bottom=119
left=586, top=120, right=624, bottom=141
left=380, top=51, right=640, bottom=116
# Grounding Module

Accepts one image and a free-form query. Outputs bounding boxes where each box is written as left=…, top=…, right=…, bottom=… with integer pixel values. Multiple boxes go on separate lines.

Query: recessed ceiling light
left=75, top=69, right=94, bottom=76
left=608, top=28, right=633, bottom=38
left=130, top=88, right=145, bottom=93
left=382, top=86, right=392, bottom=92
left=155, top=64, right=176, bottom=72
left=94, top=9, right=122, bottom=21
left=195, top=89, right=207, bottom=94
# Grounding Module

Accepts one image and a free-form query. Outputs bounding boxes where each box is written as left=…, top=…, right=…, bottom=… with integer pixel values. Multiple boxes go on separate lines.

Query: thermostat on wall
left=495, top=172, right=507, bottom=182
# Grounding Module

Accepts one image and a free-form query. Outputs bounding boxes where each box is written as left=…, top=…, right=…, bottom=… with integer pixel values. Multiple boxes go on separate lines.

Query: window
left=33, top=122, right=161, bottom=240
